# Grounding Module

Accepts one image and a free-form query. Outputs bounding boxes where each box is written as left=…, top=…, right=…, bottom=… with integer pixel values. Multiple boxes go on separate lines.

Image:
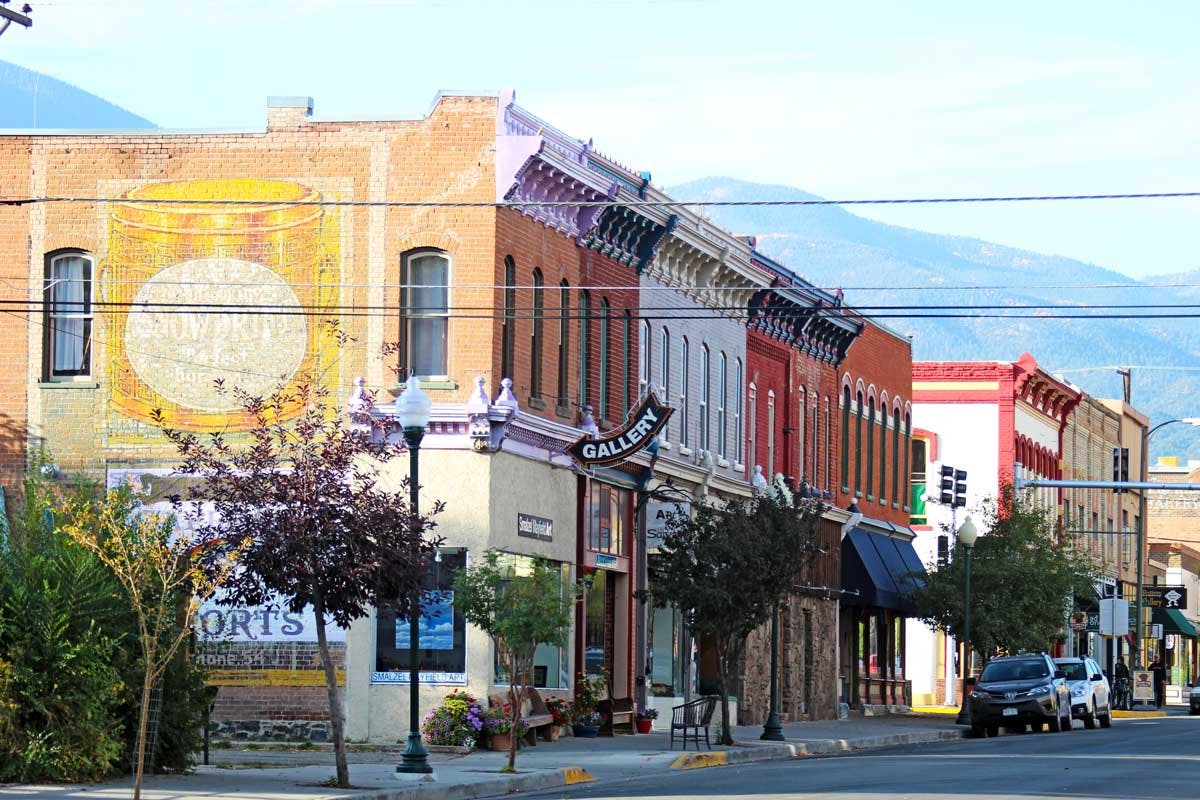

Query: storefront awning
left=841, top=528, right=927, bottom=613
left=1152, top=606, right=1198, bottom=637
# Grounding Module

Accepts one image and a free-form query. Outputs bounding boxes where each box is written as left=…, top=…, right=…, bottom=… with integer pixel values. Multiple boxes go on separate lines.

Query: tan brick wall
left=0, top=137, right=31, bottom=493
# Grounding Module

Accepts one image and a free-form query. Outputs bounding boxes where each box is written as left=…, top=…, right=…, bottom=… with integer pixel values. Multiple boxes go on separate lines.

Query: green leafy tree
left=913, top=485, right=1099, bottom=663
left=642, top=493, right=826, bottom=745
left=453, top=551, right=579, bottom=772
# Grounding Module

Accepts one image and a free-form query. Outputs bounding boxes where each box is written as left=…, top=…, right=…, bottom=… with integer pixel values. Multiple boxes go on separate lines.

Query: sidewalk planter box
left=488, top=732, right=514, bottom=751
left=635, top=719, right=653, bottom=734
left=572, top=724, right=600, bottom=738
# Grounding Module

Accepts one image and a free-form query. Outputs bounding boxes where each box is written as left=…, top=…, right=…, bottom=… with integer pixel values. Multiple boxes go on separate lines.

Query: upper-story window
left=45, top=251, right=94, bottom=380
left=866, top=396, right=876, bottom=498
left=579, top=289, right=591, bottom=408
left=892, top=408, right=902, bottom=506
left=402, top=249, right=450, bottom=378
left=557, top=280, right=571, bottom=408
left=700, top=345, right=710, bottom=451
left=718, top=352, right=728, bottom=459
left=599, top=298, right=611, bottom=420
left=659, top=327, right=671, bottom=443
left=734, top=358, right=744, bottom=465
left=748, top=383, right=758, bottom=476
left=766, top=390, right=776, bottom=477
left=622, top=310, right=633, bottom=416
left=840, top=385, right=852, bottom=490
left=679, top=337, right=690, bottom=448
left=797, top=387, right=807, bottom=479
left=855, top=389, right=865, bottom=494
left=501, top=256, right=516, bottom=381
left=530, top=268, right=545, bottom=399
left=640, top=321, right=651, bottom=391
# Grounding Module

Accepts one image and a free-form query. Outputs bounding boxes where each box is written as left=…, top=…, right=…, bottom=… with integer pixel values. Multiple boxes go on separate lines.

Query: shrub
left=483, top=706, right=528, bottom=737
left=545, top=697, right=571, bottom=726
left=420, top=691, right=485, bottom=748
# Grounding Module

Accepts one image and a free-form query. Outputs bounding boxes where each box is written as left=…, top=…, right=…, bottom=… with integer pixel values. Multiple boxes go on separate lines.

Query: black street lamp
left=396, top=374, right=433, bottom=776
left=760, top=605, right=784, bottom=741
left=954, top=516, right=979, bottom=726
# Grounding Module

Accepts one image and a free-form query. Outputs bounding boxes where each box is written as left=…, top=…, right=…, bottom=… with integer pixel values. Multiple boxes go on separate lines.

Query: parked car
left=1054, top=656, right=1113, bottom=729
left=1190, top=682, right=1200, bottom=715
left=967, top=653, right=1072, bottom=737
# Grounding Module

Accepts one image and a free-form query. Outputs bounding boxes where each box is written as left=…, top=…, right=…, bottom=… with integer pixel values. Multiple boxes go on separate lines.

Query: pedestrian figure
left=1150, top=656, right=1167, bottom=708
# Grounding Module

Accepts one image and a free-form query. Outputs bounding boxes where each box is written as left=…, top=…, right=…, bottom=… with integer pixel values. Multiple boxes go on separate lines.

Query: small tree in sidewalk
left=912, top=484, right=1100, bottom=665
left=60, top=485, right=238, bottom=800
left=642, top=492, right=826, bottom=745
left=155, top=377, right=443, bottom=788
left=452, top=551, right=580, bottom=772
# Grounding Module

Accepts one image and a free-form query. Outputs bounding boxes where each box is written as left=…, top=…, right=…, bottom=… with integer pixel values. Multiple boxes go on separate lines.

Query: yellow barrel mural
left=103, top=179, right=340, bottom=432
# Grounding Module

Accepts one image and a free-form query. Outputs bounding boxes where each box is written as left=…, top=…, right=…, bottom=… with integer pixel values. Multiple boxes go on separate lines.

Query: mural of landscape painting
left=396, top=591, right=455, bottom=651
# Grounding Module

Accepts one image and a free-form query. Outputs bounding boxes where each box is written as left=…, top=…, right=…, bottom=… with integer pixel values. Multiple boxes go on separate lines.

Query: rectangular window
left=767, top=391, right=776, bottom=476
left=492, top=554, right=570, bottom=689
left=374, top=549, right=467, bottom=683
left=598, top=300, right=610, bottom=420
left=700, top=346, right=710, bottom=451
left=680, top=338, right=690, bottom=447
left=586, top=482, right=630, bottom=556
left=403, top=251, right=450, bottom=378
left=659, top=329, right=670, bottom=443
left=46, top=252, right=93, bottom=378
left=734, top=359, right=744, bottom=464
left=718, top=353, right=727, bottom=459
left=579, top=291, right=591, bottom=407
left=797, top=389, right=806, bottom=479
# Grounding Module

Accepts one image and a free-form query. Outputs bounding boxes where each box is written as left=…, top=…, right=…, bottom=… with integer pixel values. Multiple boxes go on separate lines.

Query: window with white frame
left=699, top=344, right=710, bottom=451
left=767, top=390, right=776, bottom=476
left=734, top=359, right=744, bottom=464
left=658, top=328, right=671, bottom=442
left=679, top=337, right=690, bottom=447
left=640, top=321, right=651, bottom=390
left=718, top=352, right=727, bottom=459
left=402, top=249, right=450, bottom=378
left=45, top=251, right=94, bottom=379
left=748, top=383, right=757, bottom=475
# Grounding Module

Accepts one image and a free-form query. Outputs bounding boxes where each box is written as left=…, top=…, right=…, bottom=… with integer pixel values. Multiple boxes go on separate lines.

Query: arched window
left=45, top=249, right=94, bottom=379
left=855, top=389, right=864, bottom=494
left=659, top=327, right=671, bottom=442
left=557, top=280, right=570, bottom=407
left=622, top=310, right=632, bottom=416
left=718, top=352, right=728, bottom=459
left=879, top=401, right=888, bottom=504
left=825, top=397, right=833, bottom=490
left=734, top=358, right=744, bottom=464
left=402, top=249, right=450, bottom=377
left=640, top=320, right=651, bottom=390
left=531, top=268, right=544, bottom=399
left=767, top=390, right=777, bottom=476
left=748, top=383, right=758, bottom=476
left=813, top=397, right=821, bottom=487
left=501, top=256, right=516, bottom=381
left=797, top=388, right=807, bottom=480
left=866, top=396, right=876, bottom=498
left=892, top=408, right=901, bottom=506
left=599, top=298, right=610, bottom=420
left=579, top=289, right=591, bottom=407
left=700, top=345, right=710, bottom=451
left=903, top=412, right=912, bottom=508
left=679, top=337, right=690, bottom=447
left=841, top=385, right=852, bottom=489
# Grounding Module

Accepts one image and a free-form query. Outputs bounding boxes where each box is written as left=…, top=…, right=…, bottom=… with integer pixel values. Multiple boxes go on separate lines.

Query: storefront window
left=584, top=569, right=611, bottom=677
left=491, top=553, right=570, bottom=689
left=586, top=482, right=631, bottom=556
left=373, top=549, right=467, bottom=683
left=648, top=596, right=692, bottom=697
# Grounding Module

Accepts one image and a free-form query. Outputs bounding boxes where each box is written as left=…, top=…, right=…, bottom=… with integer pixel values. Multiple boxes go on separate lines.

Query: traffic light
left=936, top=535, right=949, bottom=569
left=1112, top=447, right=1129, bottom=492
left=954, top=469, right=968, bottom=508
left=939, top=464, right=954, bottom=505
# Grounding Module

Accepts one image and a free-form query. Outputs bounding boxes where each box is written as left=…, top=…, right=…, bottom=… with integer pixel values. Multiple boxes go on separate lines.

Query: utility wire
left=5, top=190, right=1200, bottom=209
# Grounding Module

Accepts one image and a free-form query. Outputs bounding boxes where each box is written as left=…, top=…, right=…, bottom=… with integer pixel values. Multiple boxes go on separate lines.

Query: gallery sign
left=1142, top=585, right=1188, bottom=609
left=566, top=391, right=673, bottom=467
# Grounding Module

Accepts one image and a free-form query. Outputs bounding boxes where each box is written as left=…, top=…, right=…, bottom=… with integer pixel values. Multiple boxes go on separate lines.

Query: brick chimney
left=266, top=96, right=313, bottom=130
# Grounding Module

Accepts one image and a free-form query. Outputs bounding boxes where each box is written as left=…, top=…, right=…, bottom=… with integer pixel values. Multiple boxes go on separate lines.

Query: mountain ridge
left=0, top=60, right=154, bottom=129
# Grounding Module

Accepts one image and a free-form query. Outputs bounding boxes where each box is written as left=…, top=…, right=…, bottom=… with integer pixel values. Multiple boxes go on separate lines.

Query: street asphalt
left=517, top=713, right=1200, bottom=800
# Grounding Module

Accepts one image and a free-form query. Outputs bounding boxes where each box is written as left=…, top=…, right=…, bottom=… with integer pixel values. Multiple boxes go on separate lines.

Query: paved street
left=519, top=715, right=1200, bottom=800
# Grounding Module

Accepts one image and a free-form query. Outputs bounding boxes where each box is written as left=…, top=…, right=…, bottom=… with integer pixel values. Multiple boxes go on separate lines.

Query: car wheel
left=971, top=723, right=987, bottom=738
left=986, top=725, right=1000, bottom=738
left=1059, top=706, right=1072, bottom=732
left=1046, top=714, right=1060, bottom=733
left=1083, top=700, right=1097, bottom=730
left=1099, top=705, right=1113, bottom=728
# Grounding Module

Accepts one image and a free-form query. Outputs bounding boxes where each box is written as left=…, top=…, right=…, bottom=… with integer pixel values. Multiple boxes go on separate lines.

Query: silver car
left=1054, top=656, right=1112, bottom=729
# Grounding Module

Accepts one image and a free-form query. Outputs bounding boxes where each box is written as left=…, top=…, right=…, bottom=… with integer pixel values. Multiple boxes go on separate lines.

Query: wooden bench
left=669, top=696, right=718, bottom=750
left=490, top=691, right=554, bottom=747
left=599, top=696, right=635, bottom=736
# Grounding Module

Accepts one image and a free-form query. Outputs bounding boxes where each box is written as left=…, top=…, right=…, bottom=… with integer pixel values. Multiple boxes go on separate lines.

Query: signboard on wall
left=1142, top=585, right=1188, bottom=609
left=566, top=390, right=672, bottom=467
left=646, top=499, right=690, bottom=550
left=1132, top=670, right=1155, bottom=702
left=517, top=513, right=553, bottom=542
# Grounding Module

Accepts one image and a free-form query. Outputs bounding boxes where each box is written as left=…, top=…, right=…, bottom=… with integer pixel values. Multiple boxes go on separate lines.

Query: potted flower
left=546, top=697, right=572, bottom=740
left=635, top=705, right=658, bottom=734
left=484, top=706, right=528, bottom=752
left=572, top=709, right=603, bottom=738
left=571, top=672, right=603, bottom=737
left=420, top=691, right=487, bottom=749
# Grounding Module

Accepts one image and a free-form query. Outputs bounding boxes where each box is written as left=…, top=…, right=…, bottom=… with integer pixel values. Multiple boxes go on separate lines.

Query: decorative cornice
left=504, top=146, right=617, bottom=240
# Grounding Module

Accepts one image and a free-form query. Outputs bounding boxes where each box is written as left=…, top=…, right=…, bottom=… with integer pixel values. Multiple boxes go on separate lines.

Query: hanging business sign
left=1142, top=585, right=1188, bottom=609
left=566, top=390, right=673, bottom=467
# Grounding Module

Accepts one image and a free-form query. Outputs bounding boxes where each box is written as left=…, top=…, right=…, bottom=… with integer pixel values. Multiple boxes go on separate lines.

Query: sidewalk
left=7, top=715, right=965, bottom=800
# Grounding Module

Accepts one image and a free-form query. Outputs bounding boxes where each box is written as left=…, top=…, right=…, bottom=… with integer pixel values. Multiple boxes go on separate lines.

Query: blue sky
left=8, top=0, right=1199, bottom=278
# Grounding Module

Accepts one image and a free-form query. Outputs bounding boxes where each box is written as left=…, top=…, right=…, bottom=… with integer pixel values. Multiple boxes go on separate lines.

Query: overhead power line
left=4, top=190, right=1200, bottom=209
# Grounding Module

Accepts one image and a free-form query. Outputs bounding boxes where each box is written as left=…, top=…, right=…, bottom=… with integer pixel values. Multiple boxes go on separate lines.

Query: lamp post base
left=396, top=732, right=433, bottom=774
left=954, top=706, right=971, bottom=726
left=759, top=712, right=785, bottom=741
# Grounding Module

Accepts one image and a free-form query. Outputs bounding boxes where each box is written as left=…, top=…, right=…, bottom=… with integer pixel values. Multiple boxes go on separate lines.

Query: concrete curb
left=1112, top=709, right=1167, bottom=718
left=669, top=728, right=967, bottom=770
left=351, top=766, right=595, bottom=800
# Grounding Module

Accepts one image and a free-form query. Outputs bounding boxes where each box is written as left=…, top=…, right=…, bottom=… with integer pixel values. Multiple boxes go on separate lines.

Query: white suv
left=1054, top=657, right=1112, bottom=729
left=1189, top=683, right=1200, bottom=715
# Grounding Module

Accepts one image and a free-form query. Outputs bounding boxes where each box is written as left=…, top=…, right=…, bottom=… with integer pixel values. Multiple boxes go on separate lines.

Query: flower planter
left=571, top=724, right=600, bottom=738
left=548, top=725, right=563, bottom=741
left=488, top=732, right=513, bottom=751
left=635, top=719, right=653, bottom=734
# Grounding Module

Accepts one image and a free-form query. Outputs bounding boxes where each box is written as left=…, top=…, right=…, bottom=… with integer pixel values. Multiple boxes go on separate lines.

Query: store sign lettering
left=1142, top=585, right=1188, bottom=609
left=567, top=391, right=673, bottom=467
left=517, top=513, right=553, bottom=542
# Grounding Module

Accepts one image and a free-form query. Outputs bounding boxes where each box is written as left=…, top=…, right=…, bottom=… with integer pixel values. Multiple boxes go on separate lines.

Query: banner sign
left=646, top=499, right=690, bottom=550
left=1132, top=670, right=1155, bottom=702
left=566, top=391, right=672, bottom=467
left=1142, top=585, right=1188, bottom=609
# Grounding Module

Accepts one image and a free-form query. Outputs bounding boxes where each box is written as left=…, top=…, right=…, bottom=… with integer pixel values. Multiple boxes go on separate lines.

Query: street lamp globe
left=957, top=515, right=978, bottom=547
left=396, top=374, right=432, bottom=430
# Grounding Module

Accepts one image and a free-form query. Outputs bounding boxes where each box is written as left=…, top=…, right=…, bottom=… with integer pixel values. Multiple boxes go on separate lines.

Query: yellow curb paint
left=909, top=706, right=959, bottom=715
left=562, top=767, right=596, bottom=785
left=1111, top=710, right=1167, bottom=718
left=670, top=751, right=729, bottom=770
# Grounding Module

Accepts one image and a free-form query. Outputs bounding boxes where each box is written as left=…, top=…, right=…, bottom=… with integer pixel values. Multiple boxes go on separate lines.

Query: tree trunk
left=313, top=595, right=349, bottom=787
left=506, top=651, right=521, bottom=772
left=132, top=645, right=155, bottom=800
left=715, top=641, right=733, bottom=745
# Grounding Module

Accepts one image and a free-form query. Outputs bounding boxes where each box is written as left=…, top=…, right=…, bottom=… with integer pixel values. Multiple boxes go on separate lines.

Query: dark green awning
left=1152, top=606, right=1198, bottom=637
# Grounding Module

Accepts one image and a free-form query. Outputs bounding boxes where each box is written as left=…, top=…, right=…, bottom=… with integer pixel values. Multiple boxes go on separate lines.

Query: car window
left=1058, top=662, right=1088, bottom=681
left=979, top=660, right=1049, bottom=682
